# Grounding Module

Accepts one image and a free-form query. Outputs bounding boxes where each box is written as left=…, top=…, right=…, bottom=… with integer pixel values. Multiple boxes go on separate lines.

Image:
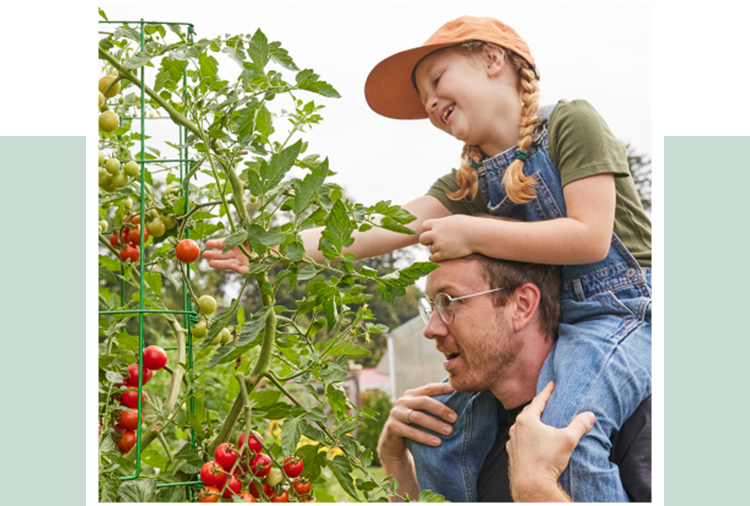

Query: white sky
left=97, top=1, right=651, bottom=208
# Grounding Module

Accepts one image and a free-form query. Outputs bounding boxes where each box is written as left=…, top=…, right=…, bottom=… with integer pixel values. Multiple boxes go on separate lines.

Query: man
left=377, top=254, right=651, bottom=502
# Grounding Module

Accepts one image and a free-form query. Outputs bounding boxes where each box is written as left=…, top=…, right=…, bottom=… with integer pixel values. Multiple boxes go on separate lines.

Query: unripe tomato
left=98, top=150, right=105, bottom=166
left=123, top=160, right=140, bottom=177
left=105, top=158, right=121, bottom=174
left=143, top=345, right=168, bottom=370
left=161, top=214, right=177, bottom=229
left=238, top=430, right=264, bottom=457
left=120, top=244, right=140, bottom=263
left=99, top=220, right=108, bottom=233
left=175, top=239, right=200, bottom=263
left=112, top=171, right=129, bottom=188
left=200, top=461, right=227, bottom=488
left=266, top=468, right=284, bottom=488
left=222, top=475, right=242, bottom=498
left=123, top=198, right=133, bottom=210
left=99, top=75, right=121, bottom=98
left=126, top=362, right=153, bottom=386
left=282, top=456, right=304, bottom=478
left=219, top=328, right=232, bottom=344
left=198, top=486, right=221, bottom=503
left=118, top=408, right=140, bottom=431
left=99, top=111, right=119, bottom=132
left=116, top=430, right=137, bottom=453
left=292, top=478, right=311, bottom=496
left=192, top=320, right=208, bottom=339
left=250, top=453, right=272, bottom=477
left=214, top=442, right=239, bottom=471
left=146, top=218, right=166, bottom=238
left=198, top=295, right=217, bottom=315
left=99, top=91, right=105, bottom=108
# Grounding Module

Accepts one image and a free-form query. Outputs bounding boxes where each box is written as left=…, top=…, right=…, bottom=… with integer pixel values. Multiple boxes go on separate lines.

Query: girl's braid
left=448, top=46, right=541, bottom=204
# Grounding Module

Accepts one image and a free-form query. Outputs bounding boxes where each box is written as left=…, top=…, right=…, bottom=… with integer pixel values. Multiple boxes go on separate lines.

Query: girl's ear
left=483, top=45, right=505, bottom=77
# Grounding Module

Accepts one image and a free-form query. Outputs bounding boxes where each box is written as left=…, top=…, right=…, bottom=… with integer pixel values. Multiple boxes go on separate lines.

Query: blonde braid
left=503, top=58, right=540, bottom=204
left=448, top=144, right=484, bottom=201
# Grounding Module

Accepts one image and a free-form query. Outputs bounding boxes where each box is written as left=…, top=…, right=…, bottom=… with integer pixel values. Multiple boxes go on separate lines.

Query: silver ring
left=405, top=408, right=413, bottom=425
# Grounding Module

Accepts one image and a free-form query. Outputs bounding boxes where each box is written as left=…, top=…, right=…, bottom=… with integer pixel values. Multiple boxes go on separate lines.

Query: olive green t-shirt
left=426, top=99, right=651, bottom=268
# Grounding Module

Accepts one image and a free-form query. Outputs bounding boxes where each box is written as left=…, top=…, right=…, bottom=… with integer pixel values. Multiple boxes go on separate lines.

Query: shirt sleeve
left=548, top=100, right=631, bottom=187
left=425, top=169, right=489, bottom=216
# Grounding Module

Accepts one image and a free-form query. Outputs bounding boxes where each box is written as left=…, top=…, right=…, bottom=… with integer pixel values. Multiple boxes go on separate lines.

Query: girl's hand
left=203, top=238, right=251, bottom=274
left=507, top=381, right=596, bottom=502
left=377, top=382, right=457, bottom=461
left=419, top=215, right=478, bottom=261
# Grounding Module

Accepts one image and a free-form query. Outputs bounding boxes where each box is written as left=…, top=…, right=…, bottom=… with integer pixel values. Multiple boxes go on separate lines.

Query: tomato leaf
left=319, top=199, right=354, bottom=260
left=329, top=455, right=361, bottom=500
left=117, top=479, right=157, bottom=502
left=248, top=29, right=270, bottom=68
left=295, top=69, right=341, bottom=99
left=123, top=51, right=154, bottom=70
left=173, top=444, right=204, bottom=474
left=418, top=490, right=447, bottom=502
left=269, top=41, right=298, bottom=71
left=326, top=384, right=349, bottom=418
left=99, top=478, right=120, bottom=502
left=205, top=310, right=265, bottom=367
left=263, top=139, right=302, bottom=189
left=326, top=341, right=370, bottom=358
left=281, top=415, right=304, bottom=455
left=292, top=158, right=329, bottom=216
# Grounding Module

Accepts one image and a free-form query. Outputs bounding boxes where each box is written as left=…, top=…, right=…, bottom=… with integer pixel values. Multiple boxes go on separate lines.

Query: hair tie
left=514, top=150, right=528, bottom=161
left=469, top=159, right=480, bottom=169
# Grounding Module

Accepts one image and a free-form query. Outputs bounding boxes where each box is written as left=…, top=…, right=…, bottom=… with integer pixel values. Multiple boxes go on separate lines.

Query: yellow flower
left=365, top=332, right=371, bottom=344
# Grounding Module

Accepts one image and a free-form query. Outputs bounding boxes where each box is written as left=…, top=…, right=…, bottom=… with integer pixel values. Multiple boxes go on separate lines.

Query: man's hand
left=377, top=382, right=457, bottom=501
left=507, top=381, right=595, bottom=502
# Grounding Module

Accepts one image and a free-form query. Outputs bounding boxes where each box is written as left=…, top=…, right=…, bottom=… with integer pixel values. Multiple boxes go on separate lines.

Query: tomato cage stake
left=98, top=18, right=202, bottom=497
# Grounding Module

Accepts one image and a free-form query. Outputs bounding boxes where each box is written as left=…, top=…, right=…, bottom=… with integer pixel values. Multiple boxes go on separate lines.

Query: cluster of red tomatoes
left=198, top=431, right=313, bottom=503
left=111, top=346, right=169, bottom=453
left=109, top=215, right=148, bottom=263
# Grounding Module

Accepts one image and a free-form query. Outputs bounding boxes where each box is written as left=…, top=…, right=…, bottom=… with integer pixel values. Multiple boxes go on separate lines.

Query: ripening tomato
left=222, top=474, right=242, bottom=498
left=198, top=486, right=221, bottom=503
left=234, top=491, right=255, bottom=502
left=126, top=225, right=149, bottom=246
left=214, top=442, right=239, bottom=471
left=175, top=239, right=200, bottom=263
left=109, top=231, right=121, bottom=248
left=126, top=363, right=153, bottom=386
left=120, top=244, right=140, bottom=263
left=238, top=430, right=264, bottom=457
left=270, top=490, right=289, bottom=503
left=266, top=468, right=284, bottom=488
left=200, top=461, right=228, bottom=488
left=118, top=409, right=140, bottom=431
left=250, top=453, right=272, bottom=477
left=143, top=346, right=168, bottom=370
left=116, top=430, right=137, bottom=453
left=282, top=456, right=304, bottom=478
left=292, top=478, right=311, bottom=496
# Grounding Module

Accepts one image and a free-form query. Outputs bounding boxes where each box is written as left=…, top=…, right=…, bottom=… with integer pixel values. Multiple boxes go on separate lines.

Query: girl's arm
left=203, top=195, right=452, bottom=274
left=419, top=173, right=616, bottom=265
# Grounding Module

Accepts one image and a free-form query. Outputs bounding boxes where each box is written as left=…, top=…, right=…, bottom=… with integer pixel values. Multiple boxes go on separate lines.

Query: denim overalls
left=406, top=104, right=652, bottom=502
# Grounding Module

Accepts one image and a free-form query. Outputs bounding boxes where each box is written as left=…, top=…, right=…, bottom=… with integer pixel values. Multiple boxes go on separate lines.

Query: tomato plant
left=97, top=11, right=438, bottom=503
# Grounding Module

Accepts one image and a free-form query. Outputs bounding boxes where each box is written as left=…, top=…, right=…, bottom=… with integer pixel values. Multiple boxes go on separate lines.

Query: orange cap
left=365, top=16, right=535, bottom=119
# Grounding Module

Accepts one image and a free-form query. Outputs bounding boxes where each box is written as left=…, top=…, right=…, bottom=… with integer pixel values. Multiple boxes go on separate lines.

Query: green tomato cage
left=99, top=18, right=202, bottom=497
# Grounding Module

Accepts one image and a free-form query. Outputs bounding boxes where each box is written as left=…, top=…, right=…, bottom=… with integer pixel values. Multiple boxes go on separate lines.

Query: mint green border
left=1, top=137, right=86, bottom=504
left=665, top=137, right=749, bottom=504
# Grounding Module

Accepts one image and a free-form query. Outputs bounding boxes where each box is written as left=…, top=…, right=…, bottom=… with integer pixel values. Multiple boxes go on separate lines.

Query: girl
left=204, top=15, right=651, bottom=502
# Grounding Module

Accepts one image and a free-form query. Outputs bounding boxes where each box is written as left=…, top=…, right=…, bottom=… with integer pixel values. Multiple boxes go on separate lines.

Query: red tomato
left=200, top=461, right=227, bottom=488
left=127, top=225, right=149, bottom=246
left=214, top=442, right=239, bottom=471
left=270, top=490, right=289, bottom=503
left=292, top=478, right=311, bottom=496
left=109, top=231, right=121, bottom=248
left=238, top=430, right=264, bottom=457
left=222, top=475, right=242, bottom=498
left=262, top=483, right=276, bottom=499
left=120, top=244, right=140, bottom=263
left=117, top=384, right=144, bottom=409
left=116, top=430, right=137, bottom=453
left=124, top=214, right=142, bottom=225
left=250, top=453, right=272, bottom=477
left=198, top=486, right=221, bottom=503
left=283, top=456, right=304, bottom=478
left=126, top=363, right=153, bottom=386
left=143, top=345, right=168, bottom=370
left=118, top=409, right=140, bottom=431
left=234, top=491, right=255, bottom=502
left=175, top=239, right=200, bottom=263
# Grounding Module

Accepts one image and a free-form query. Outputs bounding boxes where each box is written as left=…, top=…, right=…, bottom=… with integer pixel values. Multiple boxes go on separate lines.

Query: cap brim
left=365, top=42, right=456, bottom=120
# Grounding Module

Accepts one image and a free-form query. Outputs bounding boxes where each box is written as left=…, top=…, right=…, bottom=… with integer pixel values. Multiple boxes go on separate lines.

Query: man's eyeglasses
left=418, top=287, right=505, bottom=325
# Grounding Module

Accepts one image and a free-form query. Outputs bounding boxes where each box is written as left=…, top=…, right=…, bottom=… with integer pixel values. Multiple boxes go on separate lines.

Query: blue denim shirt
left=407, top=104, right=652, bottom=502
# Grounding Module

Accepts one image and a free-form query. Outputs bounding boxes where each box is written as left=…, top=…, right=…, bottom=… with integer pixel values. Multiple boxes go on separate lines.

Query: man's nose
left=423, top=310, right=448, bottom=340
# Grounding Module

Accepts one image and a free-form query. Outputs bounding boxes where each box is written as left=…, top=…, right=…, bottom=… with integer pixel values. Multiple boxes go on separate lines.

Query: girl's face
left=414, top=48, right=519, bottom=154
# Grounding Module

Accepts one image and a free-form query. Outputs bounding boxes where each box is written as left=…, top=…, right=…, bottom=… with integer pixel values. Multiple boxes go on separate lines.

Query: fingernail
left=430, top=437, right=441, bottom=445
left=442, top=425, right=452, bottom=435
left=448, top=413, right=457, bottom=422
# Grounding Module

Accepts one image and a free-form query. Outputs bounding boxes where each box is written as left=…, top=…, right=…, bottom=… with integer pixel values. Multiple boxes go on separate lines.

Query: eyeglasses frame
left=418, top=287, right=506, bottom=325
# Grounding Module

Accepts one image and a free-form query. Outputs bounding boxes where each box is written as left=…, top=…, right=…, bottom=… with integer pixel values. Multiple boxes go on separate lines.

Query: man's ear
left=483, top=45, right=505, bottom=77
left=512, top=282, right=541, bottom=332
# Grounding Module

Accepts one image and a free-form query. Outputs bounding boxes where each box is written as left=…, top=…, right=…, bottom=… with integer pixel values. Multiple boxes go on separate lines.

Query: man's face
left=423, top=258, right=522, bottom=393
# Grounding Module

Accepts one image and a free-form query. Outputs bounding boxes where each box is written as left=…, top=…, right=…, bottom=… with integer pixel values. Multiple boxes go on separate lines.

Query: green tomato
left=98, top=150, right=105, bottom=166
left=198, top=295, right=217, bottom=316
left=105, top=158, right=121, bottom=175
left=123, top=160, right=140, bottom=177
left=98, top=168, right=112, bottom=188
left=99, top=220, right=108, bottom=233
left=192, top=320, right=207, bottom=339
left=122, top=198, right=133, bottom=210
left=219, top=328, right=231, bottom=344
left=161, top=214, right=177, bottom=230
left=112, top=171, right=129, bottom=188
left=266, top=468, right=284, bottom=488
left=146, top=217, right=166, bottom=238
left=210, top=332, right=222, bottom=346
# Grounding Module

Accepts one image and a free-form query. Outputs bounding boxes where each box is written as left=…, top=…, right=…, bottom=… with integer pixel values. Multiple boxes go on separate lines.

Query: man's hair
left=465, top=252, right=562, bottom=340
